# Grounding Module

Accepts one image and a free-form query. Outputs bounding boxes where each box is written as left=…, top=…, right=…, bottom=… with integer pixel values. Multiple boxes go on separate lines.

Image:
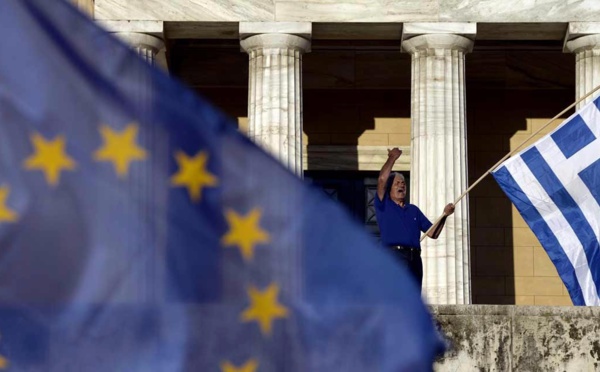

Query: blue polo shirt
left=374, top=194, right=432, bottom=249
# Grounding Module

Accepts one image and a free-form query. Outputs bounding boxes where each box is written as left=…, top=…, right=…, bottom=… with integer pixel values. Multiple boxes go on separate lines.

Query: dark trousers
left=391, top=248, right=423, bottom=291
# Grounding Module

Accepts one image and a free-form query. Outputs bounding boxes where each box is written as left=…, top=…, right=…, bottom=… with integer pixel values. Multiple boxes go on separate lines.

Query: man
left=375, top=147, right=455, bottom=291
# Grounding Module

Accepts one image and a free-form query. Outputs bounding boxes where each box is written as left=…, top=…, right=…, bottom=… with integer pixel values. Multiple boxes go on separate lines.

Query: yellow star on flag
left=170, top=150, right=218, bottom=202
left=23, top=132, right=76, bottom=186
left=241, top=282, right=288, bottom=336
left=0, top=186, right=18, bottom=223
left=94, top=124, right=147, bottom=177
left=0, top=333, right=8, bottom=369
left=220, top=359, right=258, bottom=372
left=221, top=208, right=270, bottom=262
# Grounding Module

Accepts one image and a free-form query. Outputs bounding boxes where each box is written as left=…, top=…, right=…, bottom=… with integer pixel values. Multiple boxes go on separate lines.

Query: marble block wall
left=96, top=0, right=600, bottom=23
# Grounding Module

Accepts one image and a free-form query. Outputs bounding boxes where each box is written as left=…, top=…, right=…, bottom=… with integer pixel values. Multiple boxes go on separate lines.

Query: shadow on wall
left=467, top=89, right=574, bottom=305
left=302, top=43, right=412, bottom=173
left=304, top=89, right=411, bottom=172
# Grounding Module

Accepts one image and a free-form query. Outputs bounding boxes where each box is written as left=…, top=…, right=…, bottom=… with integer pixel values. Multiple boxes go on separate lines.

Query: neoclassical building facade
left=87, top=0, right=600, bottom=306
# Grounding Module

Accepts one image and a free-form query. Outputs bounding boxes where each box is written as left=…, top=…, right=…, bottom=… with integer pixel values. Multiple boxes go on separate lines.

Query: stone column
left=100, top=20, right=168, bottom=69
left=565, top=23, right=600, bottom=109
left=240, top=23, right=311, bottom=176
left=107, top=27, right=168, bottom=302
left=401, top=23, right=475, bottom=304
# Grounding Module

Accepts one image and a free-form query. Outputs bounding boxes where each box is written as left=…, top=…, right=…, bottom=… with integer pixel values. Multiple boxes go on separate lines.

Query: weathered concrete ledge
left=430, top=305, right=600, bottom=371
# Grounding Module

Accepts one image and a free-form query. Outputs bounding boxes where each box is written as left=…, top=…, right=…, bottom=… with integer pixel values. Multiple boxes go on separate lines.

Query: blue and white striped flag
left=492, top=96, right=600, bottom=306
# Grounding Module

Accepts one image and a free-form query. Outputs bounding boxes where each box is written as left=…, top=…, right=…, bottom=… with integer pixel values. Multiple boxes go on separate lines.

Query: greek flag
left=492, top=96, right=600, bottom=306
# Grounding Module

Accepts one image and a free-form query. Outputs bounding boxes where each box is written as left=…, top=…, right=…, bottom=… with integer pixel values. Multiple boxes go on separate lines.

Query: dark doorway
left=305, top=170, right=410, bottom=240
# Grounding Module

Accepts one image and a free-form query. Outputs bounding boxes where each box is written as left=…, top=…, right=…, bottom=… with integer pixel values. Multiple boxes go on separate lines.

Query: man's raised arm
left=377, top=148, right=401, bottom=201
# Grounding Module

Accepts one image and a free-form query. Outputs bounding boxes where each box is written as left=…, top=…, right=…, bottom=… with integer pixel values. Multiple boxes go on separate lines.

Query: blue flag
left=0, top=0, right=443, bottom=370
left=493, top=97, right=600, bottom=306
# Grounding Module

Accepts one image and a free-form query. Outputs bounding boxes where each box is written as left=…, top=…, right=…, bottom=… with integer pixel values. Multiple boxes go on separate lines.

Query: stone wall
left=431, top=305, right=600, bottom=371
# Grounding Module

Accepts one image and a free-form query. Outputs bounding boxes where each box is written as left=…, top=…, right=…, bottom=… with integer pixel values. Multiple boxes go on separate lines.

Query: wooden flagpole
left=420, top=84, right=600, bottom=242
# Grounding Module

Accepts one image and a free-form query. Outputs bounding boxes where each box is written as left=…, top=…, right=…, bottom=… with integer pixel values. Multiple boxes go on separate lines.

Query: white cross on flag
left=492, top=96, right=600, bottom=306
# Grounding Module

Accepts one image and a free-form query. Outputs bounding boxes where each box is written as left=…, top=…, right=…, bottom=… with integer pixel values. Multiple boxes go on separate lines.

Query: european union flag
left=0, top=0, right=443, bottom=370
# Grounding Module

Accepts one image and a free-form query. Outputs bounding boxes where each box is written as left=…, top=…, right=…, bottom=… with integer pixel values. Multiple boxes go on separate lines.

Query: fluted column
left=114, top=32, right=165, bottom=67
left=565, top=25, right=600, bottom=109
left=111, top=31, right=167, bottom=301
left=402, top=33, right=473, bottom=304
left=241, top=32, right=311, bottom=176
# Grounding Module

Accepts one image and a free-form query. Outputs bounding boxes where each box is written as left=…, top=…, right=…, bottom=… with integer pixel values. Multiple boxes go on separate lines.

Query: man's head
left=387, top=172, right=406, bottom=203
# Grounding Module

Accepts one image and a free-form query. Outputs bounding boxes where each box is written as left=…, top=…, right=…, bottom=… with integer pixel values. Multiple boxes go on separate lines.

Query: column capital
left=402, top=34, right=474, bottom=54
left=239, top=22, right=312, bottom=40
left=113, top=32, right=165, bottom=54
left=564, top=22, right=600, bottom=52
left=101, top=20, right=167, bottom=68
left=100, top=20, right=166, bottom=57
left=241, top=34, right=311, bottom=54
left=401, top=23, right=475, bottom=54
left=565, top=35, right=600, bottom=54
left=112, top=32, right=167, bottom=70
left=564, top=23, right=600, bottom=108
left=102, top=20, right=165, bottom=52
left=401, top=22, right=475, bottom=48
